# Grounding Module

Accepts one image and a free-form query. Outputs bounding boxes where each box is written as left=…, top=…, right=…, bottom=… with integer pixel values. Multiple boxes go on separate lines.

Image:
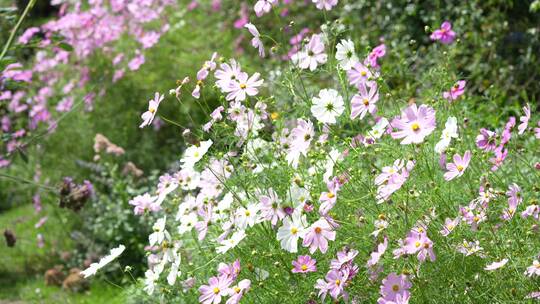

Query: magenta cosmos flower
left=391, top=104, right=436, bottom=144
left=443, top=80, right=466, bottom=101
left=444, top=150, right=471, bottom=181
left=199, top=275, right=233, bottom=304
left=292, top=255, right=317, bottom=273
left=350, top=82, right=379, bottom=120
left=476, top=128, right=497, bottom=151
left=430, top=21, right=456, bottom=44
left=302, top=218, right=336, bottom=254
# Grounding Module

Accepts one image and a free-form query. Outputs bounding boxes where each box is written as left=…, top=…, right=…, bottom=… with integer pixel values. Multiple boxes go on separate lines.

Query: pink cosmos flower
left=197, top=52, right=218, bottom=81
left=128, top=53, right=145, bottom=71
left=484, top=259, right=508, bottom=271
left=476, top=128, right=497, bottom=152
left=489, top=145, right=508, bottom=171
left=391, top=104, right=436, bottom=144
left=254, top=0, right=277, bottom=17
left=518, top=103, right=531, bottom=135
left=430, top=21, right=456, bottom=44
left=18, top=27, right=40, bottom=44
left=312, top=0, right=338, bottom=10
left=215, top=60, right=242, bottom=92
left=347, top=62, right=375, bottom=87
left=259, top=188, right=285, bottom=225
left=302, top=218, right=336, bottom=254
left=365, top=43, right=386, bottom=68
left=225, top=72, right=264, bottom=102
left=292, top=34, right=327, bottom=71
left=217, top=260, right=241, bottom=280
left=319, top=178, right=341, bottom=215
left=199, top=275, right=233, bottom=304
left=403, top=229, right=436, bottom=262
left=379, top=273, right=412, bottom=302
left=535, top=121, right=540, bottom=139
left=129, top=193, right=160, bottom=215
left=244, top=23, right=265, bottom=57
left=140, top=92, right=164, bottom=128
left=501, top=183, right=522, bottom=220
left=443, top=150, right=471, bottom=181
left=350, top=82, right=379, bottom=120
left=292, top=255, right=317, bottom=273
left=226, top=279, right=250, bottom=304
left=440, top=217, right=460, bottom=236
left=366, top=237, right=388, bottom=268
left=330, top=247, right=359, bottom=270
left=521, top=205, right=539, bottom=220
left=315, top=269, right=349, bottom=301
left=525, top=260, right=540, bottom=277
left=443, top=80, right=466, bottom=101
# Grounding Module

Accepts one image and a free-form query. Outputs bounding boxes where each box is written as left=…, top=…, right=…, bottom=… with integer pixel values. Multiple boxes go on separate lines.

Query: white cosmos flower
left=323, top=148, right=342, bottom=182
left=80, top=244, right=126, bottom=278
left=180, top=139, right=213, bottom=168
left=335, top=39, right=359, bottom=70
left=435, top=116, right=458, bottom=154
left=144, top=268, right=160, bottom=295
left=367, top=117, right=389, bottom=140
left=177, top=212, right=198, bottom=235
left=149, top=216, right=170, bottom=246
left=276, top=212, right=308, bottom=253
left=235, top=203, right=261, bottom=229
left=311, top=89, right=344, bottom=124
left=217, top=230, right=247, bottom=254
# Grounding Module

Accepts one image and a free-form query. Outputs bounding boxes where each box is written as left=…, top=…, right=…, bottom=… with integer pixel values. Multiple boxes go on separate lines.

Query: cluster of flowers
left=0, top=0, right=175, bottom=168
left=79, top=3, right=540, bottom=302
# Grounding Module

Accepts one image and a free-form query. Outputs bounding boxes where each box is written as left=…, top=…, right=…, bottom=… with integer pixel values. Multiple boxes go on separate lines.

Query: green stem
left=0, top=0, right=37, bottom=61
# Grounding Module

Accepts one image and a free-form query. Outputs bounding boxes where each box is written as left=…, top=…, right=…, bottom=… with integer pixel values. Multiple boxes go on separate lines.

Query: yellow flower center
left=291, top=227, right=298, bottom=235
left=149, top=107, right=156, bottom=113
left=194, top=151, right=200, bottom=158
left=271, top=112, right=279, bottom=120
left=457, top=165, right=464, bottom=172
left=360, top=71, right=367, bottom=76
left=213, top=287, right=220, bottom=294
left=315, top=227, right=322, bottom=234
left=245, top=210, right=251, bottom=216
left=240, top=83, right=247, bottom=89
left=301, top=264, right=308, bottom=271
left=392, top=284, right=400, bottom=292
left=415, top=241, right=421, bottom=248
left=234, top=287, right=241, bottom=293
left=335, top=279, right=341, bottom=286
left=363, top=98, right=369, bottom=106
left=327, top=192, right=335, bottom=199
left=411, top=123, right=420, bottom=131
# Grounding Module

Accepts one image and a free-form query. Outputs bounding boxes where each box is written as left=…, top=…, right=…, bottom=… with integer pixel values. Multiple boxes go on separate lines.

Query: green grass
left=0, top=276, right=126, bottom=303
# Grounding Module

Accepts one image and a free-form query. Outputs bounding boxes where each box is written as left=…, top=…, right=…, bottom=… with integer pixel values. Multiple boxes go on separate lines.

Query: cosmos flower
left=350, top=82, right=379, bottom=120
left=312, top=0, right=338, bottom=10
left=80, top=244, right=126, bottom=278
left=254, top=0, right=277, bottom=17
left=518, top=103, right=530, bottom=135
left=224, top=72, right=264, bottom=102
left=302, top=218, right=336, bottom=254
left=335, top=39, right=358, bottom=70
left=311, top=89, right=344, bottom=124
left=199, top=275, right=233, bottom=304
left=139, top=92, right=164, bottom=128
left=292, top=255, right=317, bottom=273
left=277, top=213, right=308, bottom=253
left=484, top=259, right=508, bottom=271
left=347, top=62, right=375, bottom=88
left=391, top=104, right=436, bottom=145
left=430, top=21, right=456, bottom=44
left=244, top=23, right=265, bottom=57
left=443, top=80, right=466, bottom=101
left=292, top=34, right=327, bottom=71
left=443, top=150, right=471, bottom=181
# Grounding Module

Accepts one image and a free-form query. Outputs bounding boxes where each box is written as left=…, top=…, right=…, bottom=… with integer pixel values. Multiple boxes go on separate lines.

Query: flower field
left=1, top=0, right=539, bottom=303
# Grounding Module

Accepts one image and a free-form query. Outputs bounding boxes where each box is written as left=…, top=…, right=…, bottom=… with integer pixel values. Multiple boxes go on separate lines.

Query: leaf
left=58, top=42, right=74, bottom=52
